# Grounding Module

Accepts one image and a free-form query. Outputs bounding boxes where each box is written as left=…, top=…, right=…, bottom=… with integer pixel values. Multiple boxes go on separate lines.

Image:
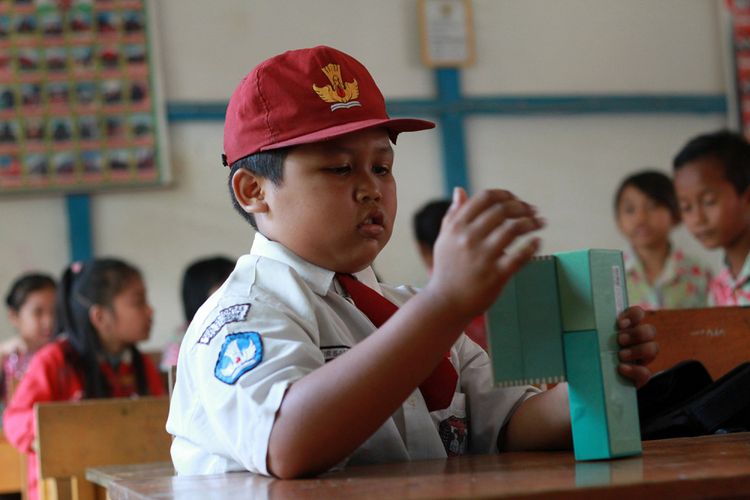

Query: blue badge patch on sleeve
left=214, top=332, right=263, bottom=385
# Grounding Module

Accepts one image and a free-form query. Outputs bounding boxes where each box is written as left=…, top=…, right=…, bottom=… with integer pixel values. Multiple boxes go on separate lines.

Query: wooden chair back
left=35, top=396, right=171, bottom=500
left=643, top=306, right=750, bottom=379
left=0, top=431, right=25, bottom=498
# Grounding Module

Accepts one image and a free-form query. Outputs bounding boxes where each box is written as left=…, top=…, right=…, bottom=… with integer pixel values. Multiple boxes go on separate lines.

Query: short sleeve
left=454, top=336, right=539, bottom=454
left=168, top=299, right=326, bottom=476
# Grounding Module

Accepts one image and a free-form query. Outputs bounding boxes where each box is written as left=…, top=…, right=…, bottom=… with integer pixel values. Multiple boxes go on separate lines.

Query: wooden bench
left=35, top=396, right=171, bottom=500
left=643, top=306, right=750, bottom=379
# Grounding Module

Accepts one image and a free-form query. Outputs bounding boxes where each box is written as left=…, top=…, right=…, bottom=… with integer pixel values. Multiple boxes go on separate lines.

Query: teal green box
left=556, top=249, right=641, bottom=460
left=486, top=249, right=641, bottom=461
left=487, top=257, right=566, bottom=386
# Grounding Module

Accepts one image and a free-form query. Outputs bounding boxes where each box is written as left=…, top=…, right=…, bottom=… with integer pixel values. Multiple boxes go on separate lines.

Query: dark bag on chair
left=639, top=360, right=750, bottom=440
left=638, top=360, right=713, bottom=423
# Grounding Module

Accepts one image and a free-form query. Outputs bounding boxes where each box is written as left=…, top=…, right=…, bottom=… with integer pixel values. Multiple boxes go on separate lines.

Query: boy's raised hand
left=427, top=187, right=544, bottom=321
left=616, top=306, right=658, bottom=388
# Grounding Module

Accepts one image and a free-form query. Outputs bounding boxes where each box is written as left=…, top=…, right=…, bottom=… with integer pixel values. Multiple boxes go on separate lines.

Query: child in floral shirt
left=614, top=170, right=711, bottom=309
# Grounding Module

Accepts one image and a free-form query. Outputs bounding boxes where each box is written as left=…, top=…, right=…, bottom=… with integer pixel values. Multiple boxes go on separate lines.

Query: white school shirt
left=166, top=233, right=538, bottom=476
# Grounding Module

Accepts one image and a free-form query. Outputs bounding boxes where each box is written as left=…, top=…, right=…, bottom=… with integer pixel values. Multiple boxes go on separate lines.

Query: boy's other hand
left=616, top=306, right=658, bottom=388
left=427, top=187, right=544, bottom=322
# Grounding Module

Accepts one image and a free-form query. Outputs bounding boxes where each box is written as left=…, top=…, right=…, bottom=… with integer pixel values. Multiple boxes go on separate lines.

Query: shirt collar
left=720, top=251, right=750, bottom=288
left=623, top=245, right=682, bottom=286
left=623, top=247, right=639, bottom=275
left=249, top=232, right=382, bottom=296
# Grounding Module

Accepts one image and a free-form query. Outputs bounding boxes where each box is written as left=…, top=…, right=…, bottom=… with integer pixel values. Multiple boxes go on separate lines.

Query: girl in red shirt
left=3, top=258, right=165, bottom=500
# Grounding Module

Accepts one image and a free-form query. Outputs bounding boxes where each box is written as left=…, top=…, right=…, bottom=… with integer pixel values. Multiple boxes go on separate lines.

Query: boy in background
left=673, top=130, right=750, bottom=305
left=414, top=199, right=488, bottom=349
left=167, top=45, right=657, bottom=479
left=160, top=256, right=235, bottom=370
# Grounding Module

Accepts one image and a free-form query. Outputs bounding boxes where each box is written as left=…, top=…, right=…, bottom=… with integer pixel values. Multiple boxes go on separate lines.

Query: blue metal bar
left=65, top=194, right=93, bottom=262
left=435, top=68, right=470, bottom=195
left=166, top=95, right=727, bottom=122
left=456, top=95, right=727, bottom=116
left=167, top=102, right=227, bottom=121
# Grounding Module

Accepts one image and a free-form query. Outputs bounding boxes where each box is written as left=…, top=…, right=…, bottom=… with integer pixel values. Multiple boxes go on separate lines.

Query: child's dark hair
left=5, top=273, right=56, bottom=312
left=614, top=170, right=680, bottom=223
left=413, top=199, right=452, bottom=250
left=673, top=129, right=750, bottom=195
left=228, top=149, right=288, bottom=229
left=56, top=258, right=148, bottom=398
left=182, top=256, right=235, bottom=322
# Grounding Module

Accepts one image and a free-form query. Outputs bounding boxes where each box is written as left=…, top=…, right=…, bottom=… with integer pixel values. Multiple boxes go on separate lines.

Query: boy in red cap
left=166, top=46, right=657, bottom=479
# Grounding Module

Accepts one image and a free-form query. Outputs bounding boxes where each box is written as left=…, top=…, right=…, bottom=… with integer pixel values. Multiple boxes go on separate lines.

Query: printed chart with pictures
left=728, top=0, right=750, bottom=140
left=0, top=0, right=169, bottom=194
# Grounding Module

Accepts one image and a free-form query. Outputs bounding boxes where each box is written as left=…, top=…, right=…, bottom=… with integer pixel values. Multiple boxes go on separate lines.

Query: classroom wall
left=0, top=0, right=729, bottom=350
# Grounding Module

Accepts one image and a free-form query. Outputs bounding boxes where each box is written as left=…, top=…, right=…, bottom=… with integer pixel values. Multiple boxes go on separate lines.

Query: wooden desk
left=88, top=432, right=750, bottom=499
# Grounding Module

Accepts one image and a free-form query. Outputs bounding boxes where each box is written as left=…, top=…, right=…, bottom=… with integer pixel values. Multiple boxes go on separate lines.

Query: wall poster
left=0, top=0, right=169, bottom=195
left=725, top=0, right=750, bottom=138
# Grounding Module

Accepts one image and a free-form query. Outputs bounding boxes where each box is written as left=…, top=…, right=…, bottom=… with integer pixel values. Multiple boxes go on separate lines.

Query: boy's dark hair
left=228, top=149, right=289, bottom=229
left=182, top=256, right=235, bottom=323
left=5, top=272, right=56, bottom=312
left=56, top=258, right=149, bottom=398
left=614, top=170, right=681, bottom=223
left=413, top=199, right=452, bottom=250
left=673, top=129, right=750, bottom=195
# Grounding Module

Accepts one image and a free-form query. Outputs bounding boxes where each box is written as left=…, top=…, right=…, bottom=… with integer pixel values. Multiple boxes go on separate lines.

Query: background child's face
left=674, top=157, right=750, bottom=249
left=258, top=128, right=397, bottom=273
left=8, top=285, right=56, bottom=352
left=616, top=185, right=674, bottom=249
left=100, top=277, right=153, bottom=345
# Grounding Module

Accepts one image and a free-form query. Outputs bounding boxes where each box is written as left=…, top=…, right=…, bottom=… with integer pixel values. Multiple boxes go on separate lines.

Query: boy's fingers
left=468, top=201, right=539, bottom=239
left=454, top=189, right=519, bottom=226
left=448, top=187, right=467, bottom=213
left=617, top=324, right=656, bottom=347
left=618, top=364, right=652, bottom=389
left=441, top=187, right=468, bottom=228
left=617, top=305, right=645, bottom=329
left=495, top=237, right=540, bottom=278
left=618, top=341, right=659, bottom=364
left=485, top=217, right=545, bottom=258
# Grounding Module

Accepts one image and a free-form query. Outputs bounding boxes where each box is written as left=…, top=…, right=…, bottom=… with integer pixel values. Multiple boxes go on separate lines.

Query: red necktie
left=336, top=273, right=458, bottom=412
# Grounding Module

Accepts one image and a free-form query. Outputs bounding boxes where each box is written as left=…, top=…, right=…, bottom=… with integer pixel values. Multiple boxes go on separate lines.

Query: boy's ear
left=231, top=169, right=269, bottom=214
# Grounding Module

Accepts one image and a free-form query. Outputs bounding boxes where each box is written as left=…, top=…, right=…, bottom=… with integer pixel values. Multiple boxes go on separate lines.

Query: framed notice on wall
left=0, top=0, right=170, bottom=195
left=418, top=0, right=475, bottom=68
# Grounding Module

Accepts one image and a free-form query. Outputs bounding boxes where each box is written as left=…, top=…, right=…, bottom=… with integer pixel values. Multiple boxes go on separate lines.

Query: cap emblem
left=312, top=63, right=361, bottom=111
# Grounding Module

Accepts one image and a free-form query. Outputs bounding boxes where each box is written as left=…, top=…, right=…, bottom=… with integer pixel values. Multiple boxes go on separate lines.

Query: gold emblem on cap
left=313, top=63, right=361, bottom=111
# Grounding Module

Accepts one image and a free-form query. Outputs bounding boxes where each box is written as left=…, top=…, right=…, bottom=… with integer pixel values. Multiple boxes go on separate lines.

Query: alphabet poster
left=0, top=0, right=169, bottom=194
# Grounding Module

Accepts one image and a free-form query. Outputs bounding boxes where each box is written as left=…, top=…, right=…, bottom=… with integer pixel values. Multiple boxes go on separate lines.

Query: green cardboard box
left=486, top=249, right=642, bottom=461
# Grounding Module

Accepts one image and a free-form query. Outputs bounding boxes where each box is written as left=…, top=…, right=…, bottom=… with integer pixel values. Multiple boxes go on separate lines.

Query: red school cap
left=222, top=45, right=435, bottom=166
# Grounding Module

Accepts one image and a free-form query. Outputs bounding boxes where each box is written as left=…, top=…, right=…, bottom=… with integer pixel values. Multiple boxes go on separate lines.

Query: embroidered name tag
left=321, top=345, right=350, bottom=362
left=197, top=304, right=251, bottom=345
left=214, top=332, right=263, bottom=384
